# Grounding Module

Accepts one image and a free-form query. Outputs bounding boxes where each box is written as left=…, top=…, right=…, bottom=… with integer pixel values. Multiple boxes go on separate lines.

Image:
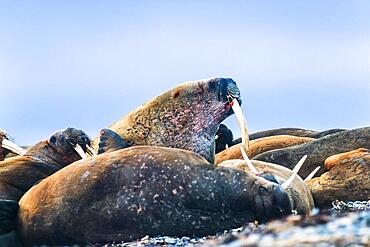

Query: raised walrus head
left=93, top=78, right=243, bottom=163
left=0, top=130, right=26, bottom=161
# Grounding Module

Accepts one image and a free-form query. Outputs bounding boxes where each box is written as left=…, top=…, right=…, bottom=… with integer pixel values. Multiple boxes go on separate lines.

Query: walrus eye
left=49, top=136, right=57, bottom=144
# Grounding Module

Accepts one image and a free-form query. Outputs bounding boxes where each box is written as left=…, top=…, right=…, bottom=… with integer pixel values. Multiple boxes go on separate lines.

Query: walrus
left=216, top=135, right=315, bottom=165
left=219, top=159, right=315, bottom=214
left=17, top=146, right=292, bottom=246
left=232, top=128, right=346, bottom=146
left=0, top=130, right=26, bottom=161
left=0, top=127, right=93, bottom=202
left=252, top=127, right=370, bottom=178
left=92, top=78, right=245, bottom=163
left=306, top=148, right=370, bottom=208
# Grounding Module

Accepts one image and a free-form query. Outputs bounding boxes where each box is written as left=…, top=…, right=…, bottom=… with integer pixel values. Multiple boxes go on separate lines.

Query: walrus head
left=98, top=77, right=243, bottom=163
left=26, top=128, right=93, bottom=167
left=251, top=177, right=292, bottom=222
left=0, top=130, right=26, bottom=160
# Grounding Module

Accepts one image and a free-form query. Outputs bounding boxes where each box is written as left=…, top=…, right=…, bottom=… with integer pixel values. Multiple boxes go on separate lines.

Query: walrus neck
left=108, top=89, right=231, bottom=163
left=25, top=141, right=74, bottom=169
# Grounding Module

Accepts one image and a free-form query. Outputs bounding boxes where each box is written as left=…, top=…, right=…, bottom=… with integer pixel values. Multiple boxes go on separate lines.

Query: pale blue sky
left=1, top=0, right=370, bottom=145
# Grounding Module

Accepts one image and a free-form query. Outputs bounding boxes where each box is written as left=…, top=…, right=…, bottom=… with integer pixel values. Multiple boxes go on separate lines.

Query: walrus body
left=17, top=146, right=291, bottom=246
left=219, top=159, right=314, bottom=214
left=232, top=128, right=346, bottom=146
left=216, top=135, right=315, bottom=165
left=252, top=127, right=370, bottom=178
left=306, top=148, right=370, bottom=208
left=93, top=78, right=242, bottom=163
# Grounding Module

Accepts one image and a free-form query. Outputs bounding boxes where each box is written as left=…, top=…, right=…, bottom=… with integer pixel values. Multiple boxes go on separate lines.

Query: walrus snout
left=255, top=182, right=292, bottom=222
left=217, top=78, right=242, bottom=105
left=47, top=128, right=94, bottom=159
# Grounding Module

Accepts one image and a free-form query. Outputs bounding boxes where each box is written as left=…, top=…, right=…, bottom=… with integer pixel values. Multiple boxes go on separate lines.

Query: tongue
left=231, top=98, right=250, bottom=151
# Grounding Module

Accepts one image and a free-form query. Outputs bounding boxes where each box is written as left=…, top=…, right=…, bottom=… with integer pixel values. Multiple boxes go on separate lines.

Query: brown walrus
left=219, top=159, right=315, bottom=214
left=232, top=127, right=346, bottom=146
left=252, top=127, right=370, bottom=178
left=17, top=146, right=292, bottom=246
left=0, top=128, right=92, bottom=237
left=306, top=148, right=370, bottom=208
left=92, top=78, right=243, bottom=163
left=215, top=135, right=315, bottom=165
left=0, top=127, right=92, bottom=202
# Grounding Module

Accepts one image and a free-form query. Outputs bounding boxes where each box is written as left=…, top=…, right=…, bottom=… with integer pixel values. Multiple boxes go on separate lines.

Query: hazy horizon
left=1, top=1, right=370, bottom=145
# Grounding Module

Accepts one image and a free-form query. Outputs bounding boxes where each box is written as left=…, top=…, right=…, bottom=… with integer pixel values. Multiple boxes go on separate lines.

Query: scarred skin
left=219, top=159, right=314, bottom=214
left=306, top=148, right=370, bottom=208
left=0, top=128, right=91, bottom=201
left=252, top=127, right=370, bottom=178
left=216, top=135, right=315, bottom=165
left=17, top=146, right=291, bottom=246
left=93, top=78, right=242, bottom=163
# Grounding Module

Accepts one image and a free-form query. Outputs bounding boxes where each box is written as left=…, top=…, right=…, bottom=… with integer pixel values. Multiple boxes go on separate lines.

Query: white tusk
left=73, top=144, right=88, bottom=159
left=1, top=139, right=27, bottom=155
left=304, top=166, right=321, bottom=181
left=231, top=99, right=250, bottom=151
left=282, top=155, right=307, bottom=190
left=86, top=145, right=96, bottom=156
left=240, top=146, right=259, bottom=175
left=215, top=135, right=219, bottom=140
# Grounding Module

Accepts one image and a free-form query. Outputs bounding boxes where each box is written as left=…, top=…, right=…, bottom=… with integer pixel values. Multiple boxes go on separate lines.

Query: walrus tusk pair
left=239, top=146, right=319, bottom=187
left=71, top=143, right=96, bottom=159
left=1, top=139, right=27, bottom=155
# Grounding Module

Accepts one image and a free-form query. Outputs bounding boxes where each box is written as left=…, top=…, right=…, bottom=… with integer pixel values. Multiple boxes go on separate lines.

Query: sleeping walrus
left=17, top=146, right=292, bottom=246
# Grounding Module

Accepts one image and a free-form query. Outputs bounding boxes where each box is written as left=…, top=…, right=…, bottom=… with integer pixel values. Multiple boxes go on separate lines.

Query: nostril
left=258, top=185, right=269, bottom=195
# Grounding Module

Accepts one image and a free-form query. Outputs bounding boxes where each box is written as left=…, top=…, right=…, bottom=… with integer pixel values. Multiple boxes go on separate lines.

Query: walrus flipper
left=98, top=129, right=130, bottom=154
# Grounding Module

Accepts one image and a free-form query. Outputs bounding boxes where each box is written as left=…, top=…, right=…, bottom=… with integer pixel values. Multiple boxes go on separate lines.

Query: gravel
left=102, top=200, right=370, bottom=247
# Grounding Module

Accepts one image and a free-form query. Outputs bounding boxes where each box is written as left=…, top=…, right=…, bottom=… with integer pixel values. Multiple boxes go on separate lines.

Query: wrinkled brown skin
left=216, top=135, right=315, bottom=165
left=232, top=128, right=345, bottom=145
left=306, top=148, right=370, bottom=208
left=253, top=127, right=370, bottom=179
left=219, top=159, right=314, bottom=214
left=0, top=128, right=89, bottom=201
left=17, top=146, right=291, bottom=246
left=93, top=78, right=240, bottom=163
